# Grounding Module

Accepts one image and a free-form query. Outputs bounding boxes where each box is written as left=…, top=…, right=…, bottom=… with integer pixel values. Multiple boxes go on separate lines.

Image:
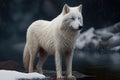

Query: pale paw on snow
left=66, top=75, right=76, bottom=80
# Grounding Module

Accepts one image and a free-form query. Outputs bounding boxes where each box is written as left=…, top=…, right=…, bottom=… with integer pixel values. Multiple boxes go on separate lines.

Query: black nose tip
left=78, top=26, right=83, bottom=30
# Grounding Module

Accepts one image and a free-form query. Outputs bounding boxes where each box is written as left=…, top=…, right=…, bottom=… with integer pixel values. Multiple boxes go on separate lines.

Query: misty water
left=40, top=49, right=120, bottom=70
left=40, top=49, right=120, bottom=80
left=74, top=50, right=120, bottom=70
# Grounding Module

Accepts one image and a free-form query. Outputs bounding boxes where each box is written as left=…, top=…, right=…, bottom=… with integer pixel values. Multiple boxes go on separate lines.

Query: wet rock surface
left=43, top=70, right=91, bottom=80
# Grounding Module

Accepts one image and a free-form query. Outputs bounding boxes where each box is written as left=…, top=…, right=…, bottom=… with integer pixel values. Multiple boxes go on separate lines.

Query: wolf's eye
left=78, top=17, right=81, bottom=20
left=70, top=17, right=75, bottom=20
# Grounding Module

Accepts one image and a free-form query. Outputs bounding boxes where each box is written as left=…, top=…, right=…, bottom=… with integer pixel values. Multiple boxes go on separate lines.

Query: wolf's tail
left=23, top=43, right=30, bottom=72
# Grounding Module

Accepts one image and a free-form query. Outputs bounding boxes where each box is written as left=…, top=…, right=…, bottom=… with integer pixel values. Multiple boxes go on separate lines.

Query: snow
left=109, top=33, right=120, bottom=41
left=0, top=70, right=46, bottom=80
left=76, top=27, right=120, bottom=51
left=110, top=46, right=120, bottom=51
left=95, top=28, right=114, bottom=38
left=76, top=27, right=101, bottom=49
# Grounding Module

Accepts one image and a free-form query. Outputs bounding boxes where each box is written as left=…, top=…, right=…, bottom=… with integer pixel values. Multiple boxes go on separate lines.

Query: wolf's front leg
left=65, top=52, right=76, bottom=80
left=55, top=51, right=64, bottom=80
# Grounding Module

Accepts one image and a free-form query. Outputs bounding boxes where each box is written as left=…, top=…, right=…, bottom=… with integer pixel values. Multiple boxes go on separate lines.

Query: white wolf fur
left=23, top=4, right=83, bottom=80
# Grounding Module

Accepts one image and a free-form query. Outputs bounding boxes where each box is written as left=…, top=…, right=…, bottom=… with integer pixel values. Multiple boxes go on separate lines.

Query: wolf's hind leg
left=28, top=45, right=38, bottom=73
left=36, top=48, right=48, bottom=74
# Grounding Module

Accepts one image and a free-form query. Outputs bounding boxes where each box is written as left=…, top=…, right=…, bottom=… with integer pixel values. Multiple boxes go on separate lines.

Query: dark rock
left=0, top=60, right=20, bottom=71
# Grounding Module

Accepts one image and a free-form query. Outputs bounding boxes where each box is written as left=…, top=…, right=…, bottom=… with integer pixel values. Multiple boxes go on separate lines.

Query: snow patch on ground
left=76, top=27, right=101, bottom=49
left=0, top=70, right=46, bottom=80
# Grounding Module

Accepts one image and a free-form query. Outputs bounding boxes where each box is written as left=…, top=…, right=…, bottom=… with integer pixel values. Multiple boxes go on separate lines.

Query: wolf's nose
left=78, top=26, right=83, bottom=30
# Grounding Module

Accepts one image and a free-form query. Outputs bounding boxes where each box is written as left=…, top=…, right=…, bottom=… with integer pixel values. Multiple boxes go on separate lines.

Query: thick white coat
left=23, top=4, right=83, bottom=80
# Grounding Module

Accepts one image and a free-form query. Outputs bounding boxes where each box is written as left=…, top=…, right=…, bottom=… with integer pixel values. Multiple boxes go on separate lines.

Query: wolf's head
left=62, top=4, right=83, bottom=30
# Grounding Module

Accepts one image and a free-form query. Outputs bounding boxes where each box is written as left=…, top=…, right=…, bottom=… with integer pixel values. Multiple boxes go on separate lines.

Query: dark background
left=1, top=0, right=120, bottom=41
left=0, top=0, right=120, bottom=80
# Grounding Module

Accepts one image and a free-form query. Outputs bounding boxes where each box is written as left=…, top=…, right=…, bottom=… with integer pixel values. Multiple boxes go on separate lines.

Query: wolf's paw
left=56, top=76, right=64, bottom=80
left=66, top=75, right=76, bottom=80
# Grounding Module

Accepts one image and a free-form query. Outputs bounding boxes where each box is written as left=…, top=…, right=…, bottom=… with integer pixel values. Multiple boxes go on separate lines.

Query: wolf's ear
left=78, top=4, right=82, bottom=12
left=62, top=4, right=70, bottom=14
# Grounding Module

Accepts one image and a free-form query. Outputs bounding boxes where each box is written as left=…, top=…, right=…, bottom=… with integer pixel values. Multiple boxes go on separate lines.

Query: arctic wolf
left=23, top=4, right=83, bottom=80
